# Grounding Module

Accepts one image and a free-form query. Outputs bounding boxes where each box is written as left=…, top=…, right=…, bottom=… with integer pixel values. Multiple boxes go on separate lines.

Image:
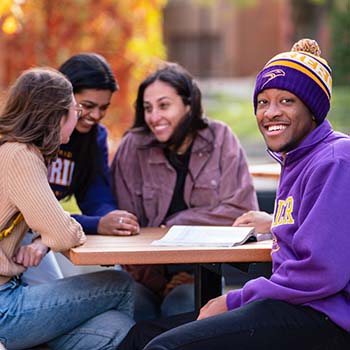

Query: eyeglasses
left=75, top=104, right=83, bottom=119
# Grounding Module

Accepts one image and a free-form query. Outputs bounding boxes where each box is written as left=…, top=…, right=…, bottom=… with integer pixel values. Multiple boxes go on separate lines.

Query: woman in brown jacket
left=111, top=63, right=258, bottom=321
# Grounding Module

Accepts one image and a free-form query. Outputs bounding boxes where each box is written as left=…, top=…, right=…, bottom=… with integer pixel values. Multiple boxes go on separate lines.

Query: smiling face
left=143, top=80, right=190, bottom=143
left=256, top=89, right=317, bottom=155
left=74, top=89, right=113, bottom=133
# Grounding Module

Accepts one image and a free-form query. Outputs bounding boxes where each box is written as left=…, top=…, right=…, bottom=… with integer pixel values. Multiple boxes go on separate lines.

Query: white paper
left=152, top=225, right=255, bottom=247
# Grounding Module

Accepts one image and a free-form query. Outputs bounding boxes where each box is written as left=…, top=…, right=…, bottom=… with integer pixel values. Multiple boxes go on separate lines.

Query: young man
left=120, top=39, right=350, bottom=350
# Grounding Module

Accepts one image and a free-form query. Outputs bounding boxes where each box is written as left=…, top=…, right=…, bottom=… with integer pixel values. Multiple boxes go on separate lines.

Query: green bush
left=331, top=5, right=350, bottom=86
left=328, top=86, right=350, bottom=134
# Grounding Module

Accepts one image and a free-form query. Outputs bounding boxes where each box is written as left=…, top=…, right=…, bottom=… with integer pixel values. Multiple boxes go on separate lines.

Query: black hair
left=58, top=53, right=117, bottom=199
left=59, top=53, right=118, bottom=94
left=133, top=62, right=208, bottom=153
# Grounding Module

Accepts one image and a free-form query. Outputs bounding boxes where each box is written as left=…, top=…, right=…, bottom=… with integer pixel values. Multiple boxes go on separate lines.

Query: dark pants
left=120, top=299, right=350, bottom=350
left=119, top=311, right=198, bottom=350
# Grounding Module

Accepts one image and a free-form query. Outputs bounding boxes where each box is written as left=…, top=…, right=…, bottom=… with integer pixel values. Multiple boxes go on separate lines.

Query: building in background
left=163, top=0, right=330, bottom=78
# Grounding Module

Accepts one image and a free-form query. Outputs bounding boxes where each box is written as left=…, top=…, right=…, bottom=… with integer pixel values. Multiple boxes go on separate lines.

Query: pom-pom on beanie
left=253, top=38, right=332, bottom=124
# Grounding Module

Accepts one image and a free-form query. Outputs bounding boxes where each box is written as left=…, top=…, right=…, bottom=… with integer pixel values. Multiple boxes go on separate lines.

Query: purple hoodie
left=226, top=120, right=350, bottom=331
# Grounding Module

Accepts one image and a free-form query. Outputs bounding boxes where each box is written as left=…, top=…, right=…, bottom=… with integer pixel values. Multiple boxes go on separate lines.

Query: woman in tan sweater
left=0, top=68, right=134, bottom=350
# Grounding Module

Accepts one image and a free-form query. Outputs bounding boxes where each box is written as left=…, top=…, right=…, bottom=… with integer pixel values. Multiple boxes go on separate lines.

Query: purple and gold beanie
left=253, top=39, right=332, bottom=124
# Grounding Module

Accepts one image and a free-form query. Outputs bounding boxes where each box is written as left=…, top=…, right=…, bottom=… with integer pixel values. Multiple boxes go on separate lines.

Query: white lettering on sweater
left=48, top=158, right=75, bottom=186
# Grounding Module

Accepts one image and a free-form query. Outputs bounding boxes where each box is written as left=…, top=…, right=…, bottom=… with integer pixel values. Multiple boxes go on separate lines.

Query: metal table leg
left=194, top=263, right=222, bottom=312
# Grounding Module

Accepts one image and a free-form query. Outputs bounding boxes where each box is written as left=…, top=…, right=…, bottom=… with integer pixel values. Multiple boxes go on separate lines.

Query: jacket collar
left=130, top=123, right=215, bottom=180
left=267, top=119, right=334, bottom=166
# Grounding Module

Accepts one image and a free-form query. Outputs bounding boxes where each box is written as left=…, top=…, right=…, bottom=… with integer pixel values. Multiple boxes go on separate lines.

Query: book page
left=152, top=225, right=255, bottom=247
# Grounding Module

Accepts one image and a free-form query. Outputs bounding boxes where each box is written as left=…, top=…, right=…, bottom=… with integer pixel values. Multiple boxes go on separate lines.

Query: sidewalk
left=198, top=77, right=255, bottom=100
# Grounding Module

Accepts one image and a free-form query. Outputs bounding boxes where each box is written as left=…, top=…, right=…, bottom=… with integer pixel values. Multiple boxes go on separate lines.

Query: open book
left=151, top=225, right=258, bottom=247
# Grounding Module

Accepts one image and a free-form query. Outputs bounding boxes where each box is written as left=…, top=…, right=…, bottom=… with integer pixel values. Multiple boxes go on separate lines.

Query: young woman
left=0, top=68, right=134, bottom=349
left=111, top=63, right=258, bottom=321
left=22, top=53, right=140, bottom=285
left=53, top=53, right=139, bottom=236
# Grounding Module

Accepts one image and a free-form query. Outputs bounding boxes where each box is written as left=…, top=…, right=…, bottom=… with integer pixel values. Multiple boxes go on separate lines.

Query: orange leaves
left=0, top=0, right=24, bottom=34
left=2, top=16, right=18, bottom=34
left=0, top=0, right=167, bottom=142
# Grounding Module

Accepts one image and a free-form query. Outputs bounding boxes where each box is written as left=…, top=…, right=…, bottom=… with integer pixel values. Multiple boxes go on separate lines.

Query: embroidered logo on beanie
left=261, top=69, right=286, bottom=89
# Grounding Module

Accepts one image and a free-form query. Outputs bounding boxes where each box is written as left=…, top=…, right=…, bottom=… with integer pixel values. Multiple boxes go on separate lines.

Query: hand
left=163, top=272, right=194, bottom=297
left=233, top=210, right=273, bottom=234
left=97, top=210, right=140, bottom=236
left=197, top=294, right=228, bottom=320
left=13, top=237, right=48, bottom=267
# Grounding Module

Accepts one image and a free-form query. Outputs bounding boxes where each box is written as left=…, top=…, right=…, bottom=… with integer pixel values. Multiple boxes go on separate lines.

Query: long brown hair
left=0, top=67, right=73, bottom=164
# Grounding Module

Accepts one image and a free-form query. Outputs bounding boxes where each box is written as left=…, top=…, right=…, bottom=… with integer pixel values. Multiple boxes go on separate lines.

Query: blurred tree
left=289, top=0, right=349, bottom=85
left=0, top=0, right=24, bottom=34
left=0, top=0, right=167, bottom=142
left=330, top=0, right=349, bottom=85
left=289, top=0, right=329, bottom=43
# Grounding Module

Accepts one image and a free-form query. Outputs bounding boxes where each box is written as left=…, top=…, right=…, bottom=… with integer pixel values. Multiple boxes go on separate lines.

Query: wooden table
left=64, top=227, right=272, bottom=310
left=249, top=163, right=280, bottom=180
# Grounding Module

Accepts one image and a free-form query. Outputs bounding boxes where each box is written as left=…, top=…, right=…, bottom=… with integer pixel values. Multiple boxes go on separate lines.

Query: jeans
left=134, top=282, right=194, bottom=321
left=142, top=299, right=350, bottom=350
left=0, top=270, right=135, bottom=350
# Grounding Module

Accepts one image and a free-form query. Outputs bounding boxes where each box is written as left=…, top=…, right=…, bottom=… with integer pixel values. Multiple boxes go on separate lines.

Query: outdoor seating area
left=1, top=1, right=349, bottom=349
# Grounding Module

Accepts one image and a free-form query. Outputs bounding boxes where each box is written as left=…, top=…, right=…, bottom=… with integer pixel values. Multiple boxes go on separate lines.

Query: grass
left=328, top=86, right=350, bottom=134
left=204, top=93, right=261, bottom=141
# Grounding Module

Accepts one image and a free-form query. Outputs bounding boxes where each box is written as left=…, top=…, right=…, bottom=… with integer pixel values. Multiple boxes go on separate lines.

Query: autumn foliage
left=0, top=0, right=167, bottom=146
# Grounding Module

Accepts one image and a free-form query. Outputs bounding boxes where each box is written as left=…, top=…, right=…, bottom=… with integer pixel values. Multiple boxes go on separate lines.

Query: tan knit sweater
left=0, top=142, right=86, bottom=285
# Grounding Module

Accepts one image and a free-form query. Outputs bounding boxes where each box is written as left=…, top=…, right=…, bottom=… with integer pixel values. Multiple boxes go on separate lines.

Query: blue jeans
left=134, top=282, right=194, bottom=322
left=0, top=270, right=135, bottom=350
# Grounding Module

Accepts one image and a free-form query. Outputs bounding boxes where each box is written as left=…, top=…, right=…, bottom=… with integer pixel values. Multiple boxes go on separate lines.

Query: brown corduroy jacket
left=111, top=119, right=258, bottom=294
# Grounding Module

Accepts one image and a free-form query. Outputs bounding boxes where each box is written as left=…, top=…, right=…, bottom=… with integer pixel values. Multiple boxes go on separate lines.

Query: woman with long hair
left=0, top=67, right=134, bottom=349
left=111, top=62, right=258, bottom=321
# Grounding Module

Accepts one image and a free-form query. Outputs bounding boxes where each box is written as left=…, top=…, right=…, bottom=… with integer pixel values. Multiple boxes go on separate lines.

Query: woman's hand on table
left=233, top=210, right=273, bottom=234
left=13, top=237, right=49, bottom=267
left=98, top=210, right=140, bottom=236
